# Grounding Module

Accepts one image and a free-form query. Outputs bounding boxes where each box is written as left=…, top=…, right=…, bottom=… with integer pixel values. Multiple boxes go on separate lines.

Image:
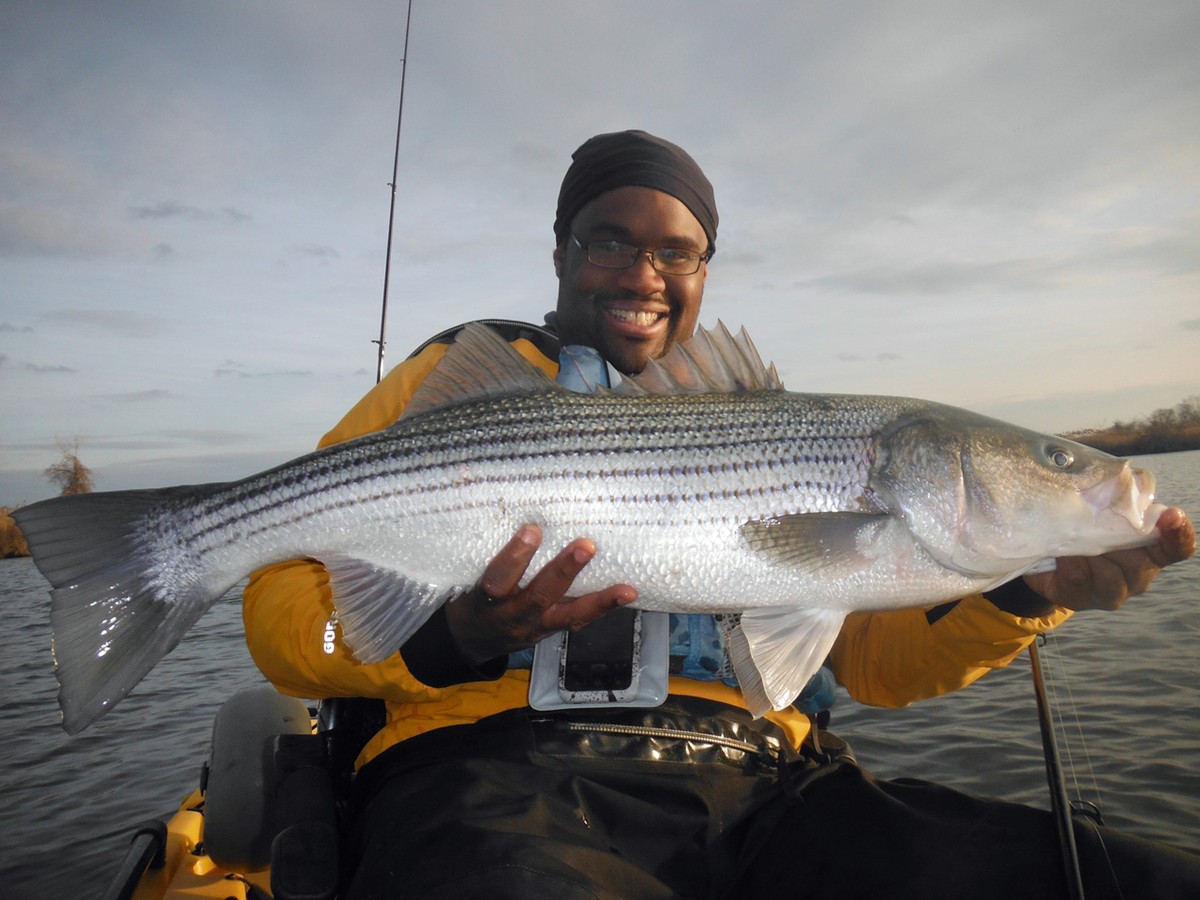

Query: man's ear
left=552, top=243, right=565, bottom=278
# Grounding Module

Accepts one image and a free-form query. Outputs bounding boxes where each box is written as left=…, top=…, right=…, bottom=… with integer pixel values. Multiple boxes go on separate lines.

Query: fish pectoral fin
left=319, top=554, right=464, bottom=664
left=728, top=608, right=846, bottom=718
left=740, top=512, right=890, bottom=572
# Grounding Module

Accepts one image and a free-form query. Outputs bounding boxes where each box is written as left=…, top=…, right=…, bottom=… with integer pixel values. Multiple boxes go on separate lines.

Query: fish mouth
left=1081, top=463, right=1166, bottom=537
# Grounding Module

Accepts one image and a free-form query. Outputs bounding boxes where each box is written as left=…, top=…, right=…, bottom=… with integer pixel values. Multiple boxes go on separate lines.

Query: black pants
left=343, top=701, right=1200, bottom=899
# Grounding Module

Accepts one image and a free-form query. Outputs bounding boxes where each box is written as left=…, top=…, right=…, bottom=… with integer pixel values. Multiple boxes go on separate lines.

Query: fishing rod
left=1029, top=635, right=1087, bottom=900
left=374, top=0, right=415, bottom=384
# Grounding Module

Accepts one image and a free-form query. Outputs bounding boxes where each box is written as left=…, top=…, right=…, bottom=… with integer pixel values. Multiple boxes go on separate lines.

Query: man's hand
left=444, top=524, right=638, bottom=666
left=1023, top=507, right=1196, bottom=611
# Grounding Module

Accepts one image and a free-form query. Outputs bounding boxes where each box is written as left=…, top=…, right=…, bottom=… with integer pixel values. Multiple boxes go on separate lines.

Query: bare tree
left=44, top=438, right=94, bottom=496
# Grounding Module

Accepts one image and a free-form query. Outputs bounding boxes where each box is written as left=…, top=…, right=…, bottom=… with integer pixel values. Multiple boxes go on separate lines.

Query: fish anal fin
left=730, top=608, right=846, bottom=716
left=400, top=322, right=560, bottom=420
left=319, top=553, right=463, bottom=663
left=740, top=512, right=889, bottom=571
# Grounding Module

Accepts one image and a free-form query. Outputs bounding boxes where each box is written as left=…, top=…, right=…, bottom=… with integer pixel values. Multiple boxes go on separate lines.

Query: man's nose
left=617, top=251, right=666, bottom=293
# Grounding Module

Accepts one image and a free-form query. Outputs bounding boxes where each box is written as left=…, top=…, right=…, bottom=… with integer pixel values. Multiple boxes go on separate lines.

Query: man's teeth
left=609, top=309, right=662, bottom=325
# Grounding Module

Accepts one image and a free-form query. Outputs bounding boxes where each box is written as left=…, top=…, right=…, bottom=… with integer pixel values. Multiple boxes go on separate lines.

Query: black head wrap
left=554, top=129, right=718, bottom=256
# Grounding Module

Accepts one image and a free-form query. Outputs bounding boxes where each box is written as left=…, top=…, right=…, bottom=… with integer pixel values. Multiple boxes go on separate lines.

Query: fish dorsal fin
left=616, top=320, right=785, bottom=396
left=402, top=322, right=560, bottom=419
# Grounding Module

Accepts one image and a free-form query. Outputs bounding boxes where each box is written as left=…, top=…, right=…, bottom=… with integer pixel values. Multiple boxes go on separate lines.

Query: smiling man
left=550, top=130, right=715, bottom=374
left=243, top=129, right=1199, bottom=899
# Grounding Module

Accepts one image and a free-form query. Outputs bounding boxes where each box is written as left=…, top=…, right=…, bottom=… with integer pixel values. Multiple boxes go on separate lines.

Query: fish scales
left=161, top=389, right=881, bottom=570
left=122, top=388, right=884, bottom=652
left=12, top=321, right=1167, bottom=730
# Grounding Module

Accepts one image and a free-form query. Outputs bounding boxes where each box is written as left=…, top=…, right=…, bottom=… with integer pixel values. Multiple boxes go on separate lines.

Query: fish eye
left=1047, top=446, right=1074, bottom=468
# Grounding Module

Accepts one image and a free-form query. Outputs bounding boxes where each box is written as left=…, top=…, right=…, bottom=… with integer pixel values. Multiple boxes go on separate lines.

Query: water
left=2, top=451, right=1197, bottom=899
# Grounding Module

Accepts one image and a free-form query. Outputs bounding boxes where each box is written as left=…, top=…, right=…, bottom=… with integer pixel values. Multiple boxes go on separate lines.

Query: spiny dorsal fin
left=617, top=320, right=784, bottom=396
left=401, top=322, right=561, bottom=419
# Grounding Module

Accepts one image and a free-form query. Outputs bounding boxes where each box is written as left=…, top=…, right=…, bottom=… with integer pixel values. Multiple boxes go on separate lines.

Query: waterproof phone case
left=528, top=609, right=669, bottom=710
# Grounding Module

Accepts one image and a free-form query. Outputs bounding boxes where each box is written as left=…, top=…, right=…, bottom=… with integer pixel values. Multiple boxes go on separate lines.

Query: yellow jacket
left=243, top=334, right=1070, bottom=767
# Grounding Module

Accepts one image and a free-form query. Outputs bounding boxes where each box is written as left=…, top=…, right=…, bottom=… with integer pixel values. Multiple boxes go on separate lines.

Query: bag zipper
left=561, top=720, right=773, bottom=758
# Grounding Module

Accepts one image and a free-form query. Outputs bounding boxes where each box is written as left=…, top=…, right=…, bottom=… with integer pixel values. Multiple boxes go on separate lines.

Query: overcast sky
left=2, top=0, right=1198, bottom=505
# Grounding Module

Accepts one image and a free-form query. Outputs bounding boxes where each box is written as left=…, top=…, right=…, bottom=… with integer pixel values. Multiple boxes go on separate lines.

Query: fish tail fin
left=13, top=488, right=227, bottom=734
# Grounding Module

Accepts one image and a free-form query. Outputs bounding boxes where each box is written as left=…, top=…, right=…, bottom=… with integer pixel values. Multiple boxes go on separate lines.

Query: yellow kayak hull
left=128, top=788, right=273, bottom=900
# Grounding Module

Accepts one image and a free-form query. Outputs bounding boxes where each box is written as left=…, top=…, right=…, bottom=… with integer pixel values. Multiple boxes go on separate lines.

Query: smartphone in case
left=528, top=607, right=668, bottom=710
left=561, top=606, right=640, bottom=695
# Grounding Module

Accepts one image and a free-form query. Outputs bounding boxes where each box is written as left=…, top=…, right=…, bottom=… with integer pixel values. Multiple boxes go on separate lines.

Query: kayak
left=105, top=789, right=272, bottom=900
left=102, top=687, right=363, bottom=900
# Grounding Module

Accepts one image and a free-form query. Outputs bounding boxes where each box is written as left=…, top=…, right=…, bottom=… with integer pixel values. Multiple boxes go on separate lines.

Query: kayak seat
left=201, top=687, right=318, bottom=871
left=197, top=691, right=387, bottom=899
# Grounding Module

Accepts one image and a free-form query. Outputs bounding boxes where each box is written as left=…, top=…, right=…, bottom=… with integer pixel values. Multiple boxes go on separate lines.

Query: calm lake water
left=2, top=450, right=1197, bottom=899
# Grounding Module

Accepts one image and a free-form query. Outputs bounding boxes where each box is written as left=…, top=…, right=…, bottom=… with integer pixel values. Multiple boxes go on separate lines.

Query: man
left=244, top=130, right=1198, bottom=898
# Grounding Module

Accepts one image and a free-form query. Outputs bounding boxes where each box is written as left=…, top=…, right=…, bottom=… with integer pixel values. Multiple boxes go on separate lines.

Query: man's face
left=553, top=186, right=708, bottom=375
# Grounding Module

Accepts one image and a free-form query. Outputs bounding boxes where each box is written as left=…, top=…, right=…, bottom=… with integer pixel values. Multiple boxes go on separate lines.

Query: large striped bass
left=15, top=323, right=1166, bottom=733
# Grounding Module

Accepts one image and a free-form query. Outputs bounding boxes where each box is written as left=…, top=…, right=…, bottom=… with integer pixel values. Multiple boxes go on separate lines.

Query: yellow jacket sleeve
left=829, top=595, right=1072, bottom=707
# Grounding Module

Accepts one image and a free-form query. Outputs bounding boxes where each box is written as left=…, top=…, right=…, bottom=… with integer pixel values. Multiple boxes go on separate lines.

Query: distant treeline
left=1064, top=395, right=1200, bottom=456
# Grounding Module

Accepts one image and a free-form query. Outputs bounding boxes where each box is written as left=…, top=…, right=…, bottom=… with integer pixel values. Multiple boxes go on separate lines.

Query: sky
left=2, top=0, right=1198, bottom=505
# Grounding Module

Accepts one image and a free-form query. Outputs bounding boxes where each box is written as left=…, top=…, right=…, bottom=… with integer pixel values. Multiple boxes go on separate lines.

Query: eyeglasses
left=570, top=234, right=709, bottom=276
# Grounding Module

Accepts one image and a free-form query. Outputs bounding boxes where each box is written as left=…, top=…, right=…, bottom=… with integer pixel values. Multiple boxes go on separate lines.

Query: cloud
left=292, top=242, right=340, bottom=259
left=0, top=322, right=34, bottom=333
left=0, top=143, right=91, bottom=194
left=93, top=389, right=174, bottom=403
left=0, top=202, right=138, bottom=258
left=782, top=214, right=1200, bottom=302
left=0, top=144, right=152, bottom=258
left=836, top=352, right=903, bottom=363
left=127, top=201, right=251, bottom=223
left=22, top=361, right=77, bottom=373
left=161, top=428, right=255, bottom=446
left=805, top=256, right=1067, bottom=296
left=0, top=354, right=76, bottom=373
left=40, top=309, right=168, bottom=339
left=214, top=360, right=313, bottom=378
left=1181, top=318, right=1200, bottom=332
left=69, top=437, right=180, bottom=452
left=1080, top=228, right=1200, bottom=279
